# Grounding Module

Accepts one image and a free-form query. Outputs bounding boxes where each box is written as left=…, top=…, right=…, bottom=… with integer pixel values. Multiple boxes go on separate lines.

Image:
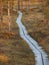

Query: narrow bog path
left=16, top=11, right=49, bottom=65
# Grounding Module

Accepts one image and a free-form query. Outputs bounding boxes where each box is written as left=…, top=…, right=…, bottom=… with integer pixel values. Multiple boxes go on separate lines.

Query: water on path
left=16, top=11, right=49, bottom=65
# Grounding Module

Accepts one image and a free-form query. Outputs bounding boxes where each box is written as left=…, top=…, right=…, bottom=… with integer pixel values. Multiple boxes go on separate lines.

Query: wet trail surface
left=16, top=11, right=49, bottom=65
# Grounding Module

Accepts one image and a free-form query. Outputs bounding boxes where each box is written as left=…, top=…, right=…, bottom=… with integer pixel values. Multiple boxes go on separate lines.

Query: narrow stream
left=16, top=11, right=49, bottom=65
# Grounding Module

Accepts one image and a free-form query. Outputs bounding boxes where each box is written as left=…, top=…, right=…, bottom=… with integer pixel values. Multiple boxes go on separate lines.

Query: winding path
left=16, top=11, right=49, bottom=65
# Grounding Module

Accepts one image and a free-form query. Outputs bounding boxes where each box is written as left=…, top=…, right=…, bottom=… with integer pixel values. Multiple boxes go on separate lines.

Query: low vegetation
left=0, top=1, right=49, bottom=65
left=22, top=6, right=49, bottom=57
left=0, top=14, right=35, bottom=65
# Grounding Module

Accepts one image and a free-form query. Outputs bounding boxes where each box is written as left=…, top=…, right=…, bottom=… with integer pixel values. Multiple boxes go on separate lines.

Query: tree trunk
left=8, top=1, right=11, bottom=32
left=0, top=0, right=3, bottom=31
left=0, top=0, right=3, bottom=23
left=18, top=0, right=20, bottom=10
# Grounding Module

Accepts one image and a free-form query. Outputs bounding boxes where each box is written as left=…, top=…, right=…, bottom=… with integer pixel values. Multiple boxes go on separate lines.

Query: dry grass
left=22, top=9, right=49, bottom=57
left=0, top=12, right=35, bottom=65
left=0, top=54, right=10, bottom=63
left=0, top=1, right=49, bottom=65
